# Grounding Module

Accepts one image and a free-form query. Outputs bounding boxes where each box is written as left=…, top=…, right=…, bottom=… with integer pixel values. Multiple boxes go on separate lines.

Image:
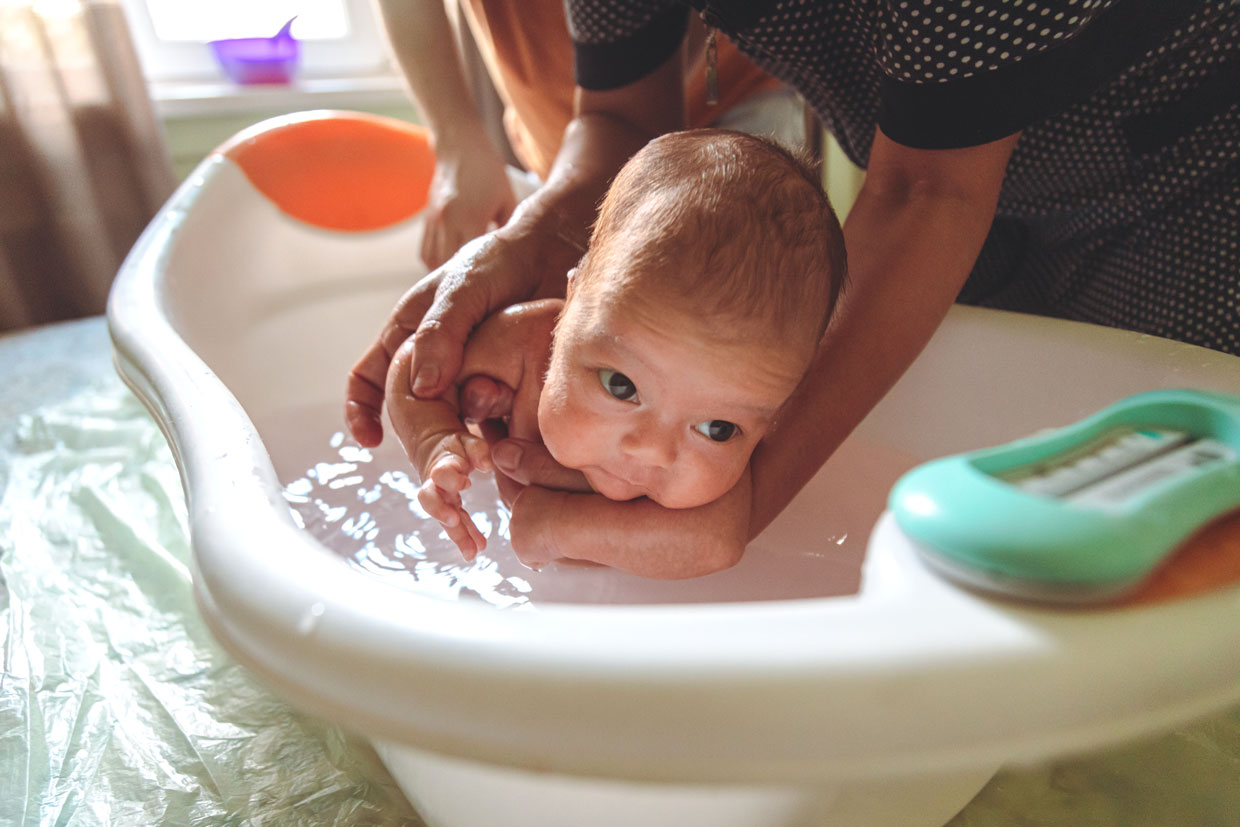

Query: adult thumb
left=490, top=438, right=592, bottom=492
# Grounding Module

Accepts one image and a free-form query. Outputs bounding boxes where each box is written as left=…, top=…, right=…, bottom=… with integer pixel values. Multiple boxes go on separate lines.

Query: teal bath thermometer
left=889, top=389, right=1240, bottom=604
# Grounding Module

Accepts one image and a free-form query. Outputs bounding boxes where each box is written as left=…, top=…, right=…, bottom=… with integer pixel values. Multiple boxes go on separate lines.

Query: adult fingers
left=422, top=210, right=479, bottom=273
left=493, top=187, right=518, bottom=228
left=420, top=171, right=458, bottom=270
left=381, top=336, right=418, bottom=455
left=420, top=213, right=450, bottom=271
left=408, top=236, right=504, bottom=399
left=491, top=438, right=592, bottom=493
left=346, top=270, right=443, bottom=445
left=345, top=346, right=387, bottom=447
left=492, top=467, right=525, bottom=510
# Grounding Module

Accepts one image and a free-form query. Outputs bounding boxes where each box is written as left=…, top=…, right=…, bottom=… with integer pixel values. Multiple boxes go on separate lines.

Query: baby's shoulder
left=473, top=301, right=562, bottom=352
left=463, top=299, right=562, bottom=384
left=475, top=298, right=561, bottom=351
left=488, top=298, right=562, bottom=333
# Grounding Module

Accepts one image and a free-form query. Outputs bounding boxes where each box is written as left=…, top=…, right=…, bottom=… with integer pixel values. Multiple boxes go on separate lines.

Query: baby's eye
left=695, top=420, right=738, bottom=443
left=599, top=369, right=638, bottom=402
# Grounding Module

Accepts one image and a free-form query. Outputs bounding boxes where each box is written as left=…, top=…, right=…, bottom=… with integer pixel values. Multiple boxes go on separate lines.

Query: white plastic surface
left=107, top=129, right=1240, bottom=826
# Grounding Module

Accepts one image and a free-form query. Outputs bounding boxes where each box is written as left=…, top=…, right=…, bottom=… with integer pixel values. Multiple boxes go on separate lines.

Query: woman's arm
left=508, top=467, right=751, bottom=579
left=374, top=0, right=517, bottom=268
left=748, top=127, right=1020, bottom=533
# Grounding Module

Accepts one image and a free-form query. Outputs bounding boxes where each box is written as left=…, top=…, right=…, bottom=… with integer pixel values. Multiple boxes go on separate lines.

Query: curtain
left=0, top=0, right=174, bottom=331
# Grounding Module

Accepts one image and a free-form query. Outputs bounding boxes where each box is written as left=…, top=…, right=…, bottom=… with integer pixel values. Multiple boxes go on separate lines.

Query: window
left=119, top=0, right=392, bottom=83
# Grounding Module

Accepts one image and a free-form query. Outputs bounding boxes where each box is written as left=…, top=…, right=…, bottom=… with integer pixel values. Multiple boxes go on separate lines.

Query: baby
left=387, top=128, right=847, bottom=577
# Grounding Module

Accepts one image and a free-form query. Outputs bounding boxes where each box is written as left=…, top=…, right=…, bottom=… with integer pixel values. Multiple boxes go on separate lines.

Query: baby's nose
left=620, top=420, right=678, bottom=469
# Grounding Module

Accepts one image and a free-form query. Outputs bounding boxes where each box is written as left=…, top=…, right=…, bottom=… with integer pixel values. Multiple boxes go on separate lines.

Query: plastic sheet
left=0, top=380, right=421, bottom=826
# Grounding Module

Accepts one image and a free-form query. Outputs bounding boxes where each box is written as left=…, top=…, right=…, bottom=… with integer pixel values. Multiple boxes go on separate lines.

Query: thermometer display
left=998, top=427, right=1235, bottom=507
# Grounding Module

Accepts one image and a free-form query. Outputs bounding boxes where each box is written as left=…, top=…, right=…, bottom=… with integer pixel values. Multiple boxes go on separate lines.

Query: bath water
left=261, top=403, right=919, bottom=606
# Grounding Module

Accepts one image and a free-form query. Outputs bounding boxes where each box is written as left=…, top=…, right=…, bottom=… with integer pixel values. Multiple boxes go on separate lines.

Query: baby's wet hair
left=578, top=128, right=847, bottom=347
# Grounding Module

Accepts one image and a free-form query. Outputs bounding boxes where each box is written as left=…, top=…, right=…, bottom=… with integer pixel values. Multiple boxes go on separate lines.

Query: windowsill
left=152, top=73, right=409, bottom=119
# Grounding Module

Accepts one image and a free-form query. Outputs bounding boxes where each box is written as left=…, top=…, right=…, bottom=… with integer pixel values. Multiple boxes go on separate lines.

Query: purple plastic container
left=209, top=18, right=300, bottom=85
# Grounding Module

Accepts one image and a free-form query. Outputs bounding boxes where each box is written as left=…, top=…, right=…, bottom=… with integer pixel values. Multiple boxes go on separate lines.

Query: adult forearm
left=497, top=53, right=687, bottom=260
left=498, top=109, right=676, bottom=270
left=376, top=0, right=488, bottom=145
left=747, top=132, right=1017, bottom=536
left=747, top=195, right=974, bottom=531
left=510, top=471, right=751, bottom=579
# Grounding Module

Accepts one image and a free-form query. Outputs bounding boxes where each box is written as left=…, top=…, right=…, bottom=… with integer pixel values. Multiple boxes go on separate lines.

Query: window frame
left=118, top=0, right=393, bottom=83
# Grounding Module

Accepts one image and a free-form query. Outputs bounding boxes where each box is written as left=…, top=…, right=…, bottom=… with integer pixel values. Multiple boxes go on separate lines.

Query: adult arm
left=508, top=467, right=751, bottom=579
left=747, top=127, right=1019, bottom=532
left=375, top=0, right=516, bottom=268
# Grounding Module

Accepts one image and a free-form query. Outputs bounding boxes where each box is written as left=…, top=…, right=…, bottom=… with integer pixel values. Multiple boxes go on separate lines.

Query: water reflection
left=283, top=430, right=533, bottom=609
left=269, top=409, right=885, bottom=606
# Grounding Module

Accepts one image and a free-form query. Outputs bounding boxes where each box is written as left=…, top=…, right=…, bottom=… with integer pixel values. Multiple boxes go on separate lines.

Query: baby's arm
left=386, top=299, right=561, bottom=559
left=386, top=339, right=493, bottom=558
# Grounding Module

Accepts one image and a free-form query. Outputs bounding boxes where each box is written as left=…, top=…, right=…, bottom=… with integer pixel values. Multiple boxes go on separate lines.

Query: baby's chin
left=582, top=467, right=647, bottom=503
left=583, top=468, right=720, bottom=510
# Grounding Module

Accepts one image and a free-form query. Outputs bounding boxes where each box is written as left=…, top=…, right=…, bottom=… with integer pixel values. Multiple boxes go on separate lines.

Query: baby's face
left=538, top=287, right=812, bottom=509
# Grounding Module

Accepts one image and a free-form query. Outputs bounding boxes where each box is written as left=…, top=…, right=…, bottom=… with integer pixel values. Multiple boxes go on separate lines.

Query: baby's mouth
left=589, top=466, right=647, bottom=501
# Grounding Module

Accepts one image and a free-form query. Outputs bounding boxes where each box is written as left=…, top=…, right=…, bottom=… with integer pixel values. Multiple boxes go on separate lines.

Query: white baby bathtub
left=108, top=111, right=1240, bottom=827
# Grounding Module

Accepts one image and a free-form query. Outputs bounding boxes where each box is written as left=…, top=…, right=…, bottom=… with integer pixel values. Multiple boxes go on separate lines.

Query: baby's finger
left=460, top=510, right=488, bottom=555
left=443, top=508, right=485, bottom=561
left=428, top=454, right=472, bottom=492
left=462, top=434, right=493, bottom=472
left=418, top=483, right=461, bottom=527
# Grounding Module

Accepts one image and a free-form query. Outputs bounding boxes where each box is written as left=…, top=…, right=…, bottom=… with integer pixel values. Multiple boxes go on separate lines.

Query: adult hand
left=374, top=0, right=517, bottom=270
left=347, top=98, right=675, bottom=449
left=506, top=470, right=751, bottom=578
left=420, top=136, right=519, bottom=270
left=458, top=374, right=593, bottom=503
left=345, top=212, right=579, bottom=447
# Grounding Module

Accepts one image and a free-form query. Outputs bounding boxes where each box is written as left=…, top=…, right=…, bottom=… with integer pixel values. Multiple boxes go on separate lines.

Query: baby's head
left=539, top=129, right=846, bottom=508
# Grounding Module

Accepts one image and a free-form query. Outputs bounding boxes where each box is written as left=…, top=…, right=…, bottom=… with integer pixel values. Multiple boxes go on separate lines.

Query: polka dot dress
left=567, top=0, right=1240, bottom=355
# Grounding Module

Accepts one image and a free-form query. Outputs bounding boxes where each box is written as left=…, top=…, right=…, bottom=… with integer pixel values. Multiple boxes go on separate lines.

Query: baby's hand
left=417, top=432, right=492, bottom=560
